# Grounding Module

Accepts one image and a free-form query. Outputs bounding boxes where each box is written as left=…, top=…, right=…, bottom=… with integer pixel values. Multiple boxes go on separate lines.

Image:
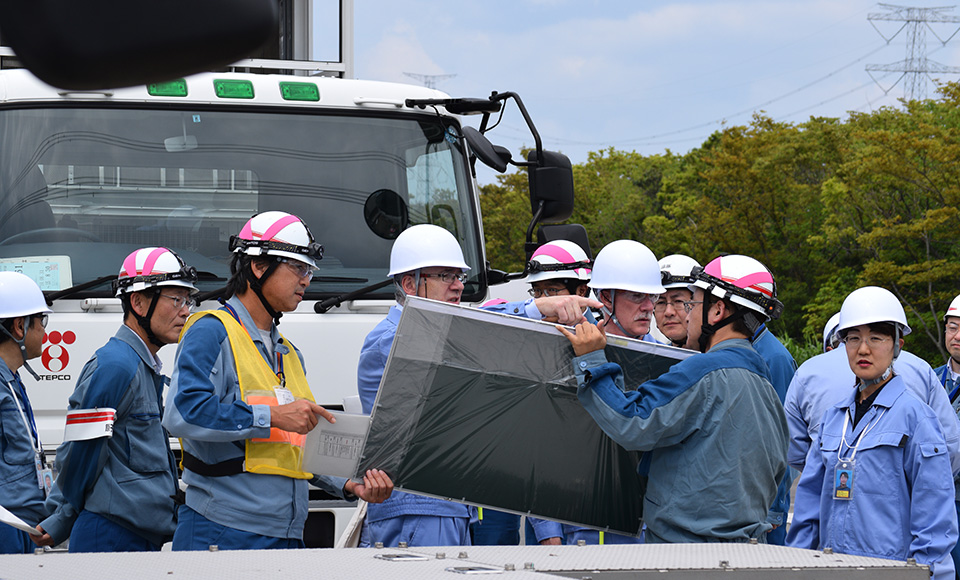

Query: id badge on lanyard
left=6, top=380, right=50, bottom=495
left=834, top=407, right=886, bottom=501
left=834, top=460, right=854, bottom=500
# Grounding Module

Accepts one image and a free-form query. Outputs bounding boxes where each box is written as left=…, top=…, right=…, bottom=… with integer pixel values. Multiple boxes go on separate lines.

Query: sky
left=324, top=1, right=960, bottom=184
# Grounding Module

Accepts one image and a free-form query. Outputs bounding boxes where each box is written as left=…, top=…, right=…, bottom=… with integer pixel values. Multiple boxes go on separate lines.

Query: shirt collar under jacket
left=119, top=323, right=163, bottom=374
left=834, top=373, right=905, bottom=417
left=0, top=354, right=17, bottom=385
left=705, top=337, right=754, bottom=353
left=224, top=295, right=288, bottom=363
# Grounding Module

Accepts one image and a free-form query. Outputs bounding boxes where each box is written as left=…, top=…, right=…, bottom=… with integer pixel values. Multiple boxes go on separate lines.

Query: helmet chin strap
left=132, top=292, right=166, bottom=348
left=0, top=317, right=41, bottom=381
left=696, top=288, right=749, bottom=353
left=857, top=325, right=900, bottom=391
left=248, top=259, right=283, bottom=326
left=601, top=290, right=643, bottom=340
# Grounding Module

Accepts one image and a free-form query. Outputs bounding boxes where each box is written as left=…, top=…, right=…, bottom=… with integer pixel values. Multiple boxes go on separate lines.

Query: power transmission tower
left=403, top=72, right=456, bottom=89
left=866, top=3, right=960, bottom=100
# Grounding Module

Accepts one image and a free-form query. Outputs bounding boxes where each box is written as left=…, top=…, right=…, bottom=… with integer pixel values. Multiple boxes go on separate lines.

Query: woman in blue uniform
left=788, top=286, right=957, bottom=579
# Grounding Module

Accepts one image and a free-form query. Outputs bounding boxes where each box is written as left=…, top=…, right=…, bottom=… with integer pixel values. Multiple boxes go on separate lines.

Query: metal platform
left=0, top=543, right=929, bottom=579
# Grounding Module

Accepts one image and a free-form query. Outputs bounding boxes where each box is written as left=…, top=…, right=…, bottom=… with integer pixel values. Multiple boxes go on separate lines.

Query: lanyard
left=4, top=378, right=42, bottom=457
left=839, top=407, right=886, bottom=462
left=222, top=303, right=285, bottom=386
left=943, top=369, right=960, bottom=403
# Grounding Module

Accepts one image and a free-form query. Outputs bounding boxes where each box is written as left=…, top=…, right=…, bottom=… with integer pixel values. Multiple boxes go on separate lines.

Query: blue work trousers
left=360, top=514, right=470, bottom=547
left=172, top=505, right=304, bottom=551
left=0, top=525, right=33, bottom=554
left=69, top=510, right=161, bottom=553
left=470, top=509, right=520, bottom=546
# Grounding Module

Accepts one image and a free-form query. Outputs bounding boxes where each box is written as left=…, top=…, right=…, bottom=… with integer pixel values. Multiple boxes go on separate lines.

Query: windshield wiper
left=314, top=276, right=369, bottom=284
left=43, top=274, right=116, bottom=304
left=315, top=279, right=393, bottom=314
left=197, top=276, right=377, bottom=308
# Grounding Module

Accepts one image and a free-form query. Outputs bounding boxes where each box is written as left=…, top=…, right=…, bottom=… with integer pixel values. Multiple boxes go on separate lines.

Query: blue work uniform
left=787, top=375, right=958, bottom=580
left=784, top=348, right=960, bottom=473
left=162, top=297, right=349, bottom=550
left=574, top=338, right=788, bottom=543
left=934, top=361, right=960, bottom=576
left=751, top=325, right=797, bottom=545
left=0, top=357, right=46, bottom=553
left=41, top=325, right=178, bottom=551
left=357, top=299, right=544, bottom=548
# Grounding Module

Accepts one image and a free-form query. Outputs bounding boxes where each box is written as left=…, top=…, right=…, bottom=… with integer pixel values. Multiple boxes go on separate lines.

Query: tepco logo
left=42, top=330, right=76, bottom=374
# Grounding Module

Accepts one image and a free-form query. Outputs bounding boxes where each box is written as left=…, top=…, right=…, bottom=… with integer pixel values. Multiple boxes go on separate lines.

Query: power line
left=529, top=43, right=889, bottom=148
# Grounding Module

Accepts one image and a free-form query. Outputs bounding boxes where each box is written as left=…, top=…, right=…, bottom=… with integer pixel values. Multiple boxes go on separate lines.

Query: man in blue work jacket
left=935, top=293, right=960, bottom=576
left=0, top=272, right=53, bottom=553
left=557, top=259, right=789, bottom=543
left=34, top=248, right=198, bottom=551
left=164, top=211, right=392, bottom=551
left=706, top=255, right=797, bottom=545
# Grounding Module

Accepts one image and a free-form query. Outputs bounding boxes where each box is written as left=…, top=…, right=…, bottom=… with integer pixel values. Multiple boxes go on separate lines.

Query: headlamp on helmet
left=691, top=266, right=784, bottom=320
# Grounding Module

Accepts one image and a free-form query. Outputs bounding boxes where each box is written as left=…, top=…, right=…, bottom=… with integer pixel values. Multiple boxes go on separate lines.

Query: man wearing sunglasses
left=0, top=272, right=53, bottom=553
left=358, top=224, right=599, bottom=548
left=34, top=247, right=199, bottom=552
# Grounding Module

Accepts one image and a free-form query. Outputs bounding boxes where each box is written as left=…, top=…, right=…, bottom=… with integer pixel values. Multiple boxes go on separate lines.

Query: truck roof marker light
left=214, top=79, right=255, bottom=99
left=147, top=79, right=188, bottom=97
left=279, top=82, right=320, bottom=102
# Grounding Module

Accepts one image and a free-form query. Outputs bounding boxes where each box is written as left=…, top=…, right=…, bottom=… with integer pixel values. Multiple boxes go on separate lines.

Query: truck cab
left=0, top=59, right=575, bottom=545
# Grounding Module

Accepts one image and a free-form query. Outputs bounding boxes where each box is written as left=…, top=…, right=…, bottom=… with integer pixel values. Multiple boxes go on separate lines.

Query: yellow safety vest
left=181, top=309, right=315, bottom=479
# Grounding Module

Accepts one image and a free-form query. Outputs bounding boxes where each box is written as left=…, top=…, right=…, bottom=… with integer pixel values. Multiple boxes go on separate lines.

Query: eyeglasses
left=528, top=287, right=567, bottom=298
left=654, top=298, right=686, bottom=313
left=31, top=314, right=48, bottom=329
left=947, top=322, right=960, bottom=335
left=421, top=271, right=468, bottom=285
left=843, top=335, right=892, bottom=348
left=280, top=258, right=317, bottom=280
left=158, top=293, right=196, bottom=311
left=681, top=300, right=705, bottom=313
left=619, top=291, right=658, bottom=305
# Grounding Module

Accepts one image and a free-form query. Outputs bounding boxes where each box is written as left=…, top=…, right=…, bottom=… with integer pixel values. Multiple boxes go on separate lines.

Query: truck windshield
left=0, top=106, right=483, bottom=300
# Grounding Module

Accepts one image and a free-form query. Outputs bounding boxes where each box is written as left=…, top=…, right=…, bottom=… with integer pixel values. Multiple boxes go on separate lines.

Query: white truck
left=0, top=2, right=576, bottom=547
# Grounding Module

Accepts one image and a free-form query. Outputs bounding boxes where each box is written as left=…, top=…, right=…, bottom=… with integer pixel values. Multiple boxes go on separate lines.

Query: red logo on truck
left=42, top=330, right=76, bottom=372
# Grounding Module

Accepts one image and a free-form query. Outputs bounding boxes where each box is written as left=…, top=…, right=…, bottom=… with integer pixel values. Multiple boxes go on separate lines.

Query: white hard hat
left=691, top=254, right=783, bottom=320
left=527, top=240, right=591, bottom=284
left=822, top=312, right=842, bottom=352
left=0, top=271, right=52, bottom=319
left=230, top=211, right=323, bottom=268
left=114, top=247, right=199, bottom=296
left=588, top=240, right=665, bottom=295
left=388, top=224, right=469, bottom=277
left=944, top=294, right=960, bottom=321
left=659, top=254, right=701, bottom=290
left=837, top=286, right=911, bottom=337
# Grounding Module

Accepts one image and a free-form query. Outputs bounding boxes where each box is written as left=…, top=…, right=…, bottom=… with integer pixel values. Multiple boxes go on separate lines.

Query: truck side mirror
left=462, top=126, right=512, bottom=173
left=527, top=150, right=574, bottom=223
left=0, top=0, right=277, bottom=90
